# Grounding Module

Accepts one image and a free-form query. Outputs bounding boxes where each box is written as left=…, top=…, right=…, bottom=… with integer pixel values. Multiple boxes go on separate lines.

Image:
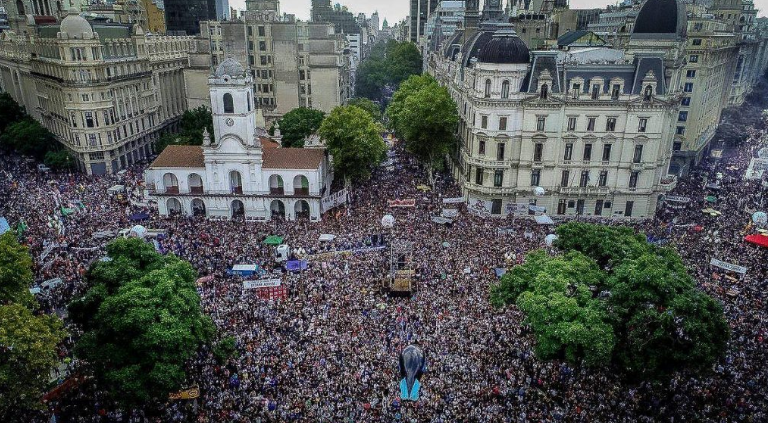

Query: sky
left=229, top=0, right=768, bottom=25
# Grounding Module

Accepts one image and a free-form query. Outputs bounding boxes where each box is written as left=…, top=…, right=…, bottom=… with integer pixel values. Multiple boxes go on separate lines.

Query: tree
left=0, top=93, right=25, bottom=135
left=318, top=105, right=386, bottom=184
left=355, top=40, right=423, bottom=100
left=153, top=106, right=213, bottom=153
left=386, top=41, right=422, bottom=86
left=69, top=238, right=215, bottom=407
left=387, top=75, right=458, bottom=186
left=0, top=118, right=57, bottom=159
left=0, top=233, right=35, bottom=307
left=44, top=150, right=76, bottom=171
left=0, top=304, right=66, bottom=422
left=347, top=98, right=381, bottom=122
left=491, top=222, right=729, bottom=379
left=277, top=107, right=325, bottom=148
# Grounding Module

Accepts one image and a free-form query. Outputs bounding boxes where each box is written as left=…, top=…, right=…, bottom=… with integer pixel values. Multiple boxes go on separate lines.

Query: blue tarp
left=494, top=268, right=507, bottom=278
left=286, top=260, right=308, bottom=272
left=400, top=379, right=420, bottom=401
left=129, top=212, right=150, bottom=221
left=0, top=217, right=9, bottom=235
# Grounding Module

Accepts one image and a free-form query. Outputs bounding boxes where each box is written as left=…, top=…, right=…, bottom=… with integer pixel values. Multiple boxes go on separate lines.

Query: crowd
left=1, top=128, right=767, bottom=422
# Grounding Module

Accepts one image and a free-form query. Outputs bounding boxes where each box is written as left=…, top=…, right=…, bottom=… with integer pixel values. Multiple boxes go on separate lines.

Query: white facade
left=145, top=59, right=333, bottom=221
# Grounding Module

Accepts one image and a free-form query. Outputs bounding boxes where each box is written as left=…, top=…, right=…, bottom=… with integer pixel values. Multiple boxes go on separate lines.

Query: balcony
left=190, top=186, right=204, bottom=194
left=165, top=186, right=179, bottom=194
left=269, top=187, right=284, bottom=195
left=659, top=175, right=678, bottom=191
left=232, top=186, right=243, bottom=195
left=294, top=188, right=310, bottom=196
left=464, top=182, right=516, bottom=195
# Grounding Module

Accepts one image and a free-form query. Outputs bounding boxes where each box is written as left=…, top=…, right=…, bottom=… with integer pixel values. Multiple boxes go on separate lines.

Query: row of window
left=473, top=141, right=644, bottom=163
left=477, top=115, right=648, bottom=133
left=471, top=199, right=635, bottom=217
left=470, top=167, right=641, bottom=189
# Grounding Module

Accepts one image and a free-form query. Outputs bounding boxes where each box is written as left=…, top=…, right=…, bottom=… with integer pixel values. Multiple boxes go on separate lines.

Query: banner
left=256, top=286, right=288, bottom=301
left=709, top=258, right=747, bottom=275
left=388, top=199, right=416, bottom=207
left=322, top=188, right=348, bottom=213
left=505, top=203, right=529, bottom=215
left=286, top=260, right=308, bottom=271
left=169, top=385, right=200, bottom=400
left=442, top=197, right=465, bottom=204
left=528, top=205, right=547, bottom=214
left=441, top=209, right=459, bottom=218
left=430, top=216, right=453, bottom=225
left=243, top=278, right=282, bottom=289
left=665, top=195, right=691, bottom=203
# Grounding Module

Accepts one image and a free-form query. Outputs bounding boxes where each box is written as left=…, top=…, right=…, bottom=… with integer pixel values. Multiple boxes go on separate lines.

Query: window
left=681, top=97, right=691, bottom=106
left=259, top=41, right=267, bottom=51
left=540, top=84, right=548, bottom=99
left=571, top=83, right=581, bottom=99
left=567, top=117, right=576, bottom=131
left=598, top=170, right=608, bottom=187
left=602, top=144, right=612, bottom=161
left=686, top=69, right=696, bottom=78
left=591, top=84, right=600, bottom=99
left=576, top=199, right=585, bottom=215
left=531, top=169, right=541, bottom=186
left=684, top=83, right=694, bottom=92
left=579, top=170, right=589, bottom=187
left=676, top=126, right=686, bottom=135
left=564, top=143, right=573, bottom=161
left=484, top=79, right=491, bottom=98
left=491, top=199, right=502, bottom=215
left=499, top=117, right=507, bottom=131
left=248, top=26, right=253, bottom=36
left=633, top=145, right=644, bottom=163
left=501, top=80, right=510, bottom=98
left=568, top=200, right=575, bottom=208
left=625, top=201, right=634, bottom=217
left=595, top=200, right=604, bottom=216
left=85, top=112, right=94, bottom=128
left=606, top=117, right=617, bottom=132
left=223, top=93, right=234, bottom=113
left=692, top=38, right=702, bottom=46
left=587, top=117, right=596, bottom=131
left=481, top=115, right=488, bottom=129
left=497, top=143, right=505, bottom=161
left=534, top=143, right=543, bottom=162
left=583, top=144, right=592, bottom=161
left=258, top=26, right=265, bottom=36
left=629, top=171, right=639, bottom=188
left=475, top=167, right=484, bottom=185
left=638, top=118, right=648, bottom=133
left=558, top=199, right=567, bottom=215
left=560, top=170, right=570, bottom=187
left=611, top=84, right=620, bottom=100
left=536, top=116, right=546, bottom=132
left=673, top=141, right=682, bottom=151
left=678, top=111, right=688, bottom=122
left=644, top=85, right=653, bottom=101
left=494, top=170, right=504, bottom=187
left=479, top=140, right=486, bottom=155
left=689, top=55, right=699, bottom=63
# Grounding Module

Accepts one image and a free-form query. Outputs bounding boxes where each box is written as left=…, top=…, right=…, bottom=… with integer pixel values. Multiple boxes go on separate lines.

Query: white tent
left=534, top=215, right=555, bottom=225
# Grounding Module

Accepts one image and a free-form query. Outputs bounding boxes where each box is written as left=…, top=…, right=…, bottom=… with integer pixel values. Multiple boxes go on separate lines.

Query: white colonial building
left=144, top=58, right=333, bottom=221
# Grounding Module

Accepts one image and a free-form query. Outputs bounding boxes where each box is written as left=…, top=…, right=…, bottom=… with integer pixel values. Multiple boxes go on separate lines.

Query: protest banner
left=442, top=197, right=465, bottom=204
left=322, top=188, right=348, bottom=213
left=243, top=278, right=282, bottom=289
left=709, top=258, right=747, bottom=275
left=388, top=199, right=416, bottom=207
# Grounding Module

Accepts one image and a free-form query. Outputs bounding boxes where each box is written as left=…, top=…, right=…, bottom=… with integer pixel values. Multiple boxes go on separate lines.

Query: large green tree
left=355, top=40, right=423, bottom=100
left=43, top=150, right=76, bottom=171
left=347, top=98, right=381, bottom=122
left=69, top=238, right=214, bottom=407
left=0, top=93, right=26, bottom=135
left=153, top=106, right=214, bottom=153
left=0, top=118, right=57, bottom=159
left=277, top=107, right=325, bottom=148
left=387, top=75, right=458, bottom=186
left=491, top=222, right=729, bottom=379
left=318, top=105, right=386, bottom=184
left=0, top=304, right=66, bottom=422
left=0, top=233, right=35, bottom=307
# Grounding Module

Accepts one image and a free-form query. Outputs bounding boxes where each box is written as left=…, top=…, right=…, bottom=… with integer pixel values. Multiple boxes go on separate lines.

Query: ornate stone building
left=0, top=8, right=195, bottom=174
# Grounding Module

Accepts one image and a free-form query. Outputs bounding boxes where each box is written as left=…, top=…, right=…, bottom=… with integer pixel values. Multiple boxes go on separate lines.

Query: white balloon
left=381, top=214, right=395, bottom=228
left=544, top=234, right=558, bottom=246
left=533, top=186, right=546, bottom=196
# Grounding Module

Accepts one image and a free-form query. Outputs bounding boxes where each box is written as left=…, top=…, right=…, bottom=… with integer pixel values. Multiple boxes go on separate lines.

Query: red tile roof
left=263, top=148, right=324, bottom=170
left=149, top=145, right=205, bottom=168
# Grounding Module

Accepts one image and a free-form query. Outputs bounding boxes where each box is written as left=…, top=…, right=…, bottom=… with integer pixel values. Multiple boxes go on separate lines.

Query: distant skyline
left=229, top=0, right=767, bottom=24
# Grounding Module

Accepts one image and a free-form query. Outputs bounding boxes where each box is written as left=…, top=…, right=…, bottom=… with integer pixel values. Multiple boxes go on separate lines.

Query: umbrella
left=706, top=196, right=717, bottom=203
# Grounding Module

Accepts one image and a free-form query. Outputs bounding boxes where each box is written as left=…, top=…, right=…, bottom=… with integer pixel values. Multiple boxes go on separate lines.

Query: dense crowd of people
left=1, top=128, right=767, bottom=422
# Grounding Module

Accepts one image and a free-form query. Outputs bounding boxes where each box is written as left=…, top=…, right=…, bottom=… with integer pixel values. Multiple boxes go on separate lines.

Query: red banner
left=256, top=286, right=287, bottom=301
left=388, top=199, right=416, bottom=208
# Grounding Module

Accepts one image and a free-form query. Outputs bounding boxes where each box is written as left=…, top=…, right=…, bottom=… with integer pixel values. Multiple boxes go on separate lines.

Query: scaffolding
left=386, top=239, right=415, bottom=293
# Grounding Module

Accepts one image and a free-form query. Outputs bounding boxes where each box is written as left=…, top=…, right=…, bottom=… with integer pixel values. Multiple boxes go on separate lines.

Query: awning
left=745, top=234, right=768, bottom=248
left=534, top=215, right=554, bottom=225
left=263, top=235, right=284, bottom=245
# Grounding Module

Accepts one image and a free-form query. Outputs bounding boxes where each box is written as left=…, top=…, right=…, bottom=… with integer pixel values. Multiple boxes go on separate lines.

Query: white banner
left=243, top=278, right=282, bottom=289
left=665, top=195, right=691, bottom=203
left=441, top=208, right=459, bottom=218
left=505, top=203, right=529, bottom=215
left=709, top=258, right=747, bottom=275
left=431, top=216, right=453, bottom=225
left=321, top=188, right=348, bottom=213
left=442, top=197, right=465, bottom=204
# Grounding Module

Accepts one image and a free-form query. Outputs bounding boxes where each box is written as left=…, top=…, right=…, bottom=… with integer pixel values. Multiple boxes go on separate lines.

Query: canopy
left=534, top=215, right=554, bottom=225
left=0, top=217, right=9, bottom=235
left=745, top=234, right=768, bottom=248
left=263, top=236, right=284, bottom=245
left=318, top=234, right=336, bottom=242
left=129, top=212, right=150, bottom=221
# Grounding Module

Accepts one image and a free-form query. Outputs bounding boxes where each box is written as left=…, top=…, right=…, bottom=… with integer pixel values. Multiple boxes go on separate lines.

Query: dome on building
left=476, top=25, right=530, bottom=64
left=215, top=58, right=246, bottom=78
left=633, top=0, right=687, bottom=37
left=60, top=8, right=93, bottom=38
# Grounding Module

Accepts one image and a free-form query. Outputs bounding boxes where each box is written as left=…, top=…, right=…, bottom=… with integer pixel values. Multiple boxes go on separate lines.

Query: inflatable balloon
left=533, top=186, right=546, bottom=196
left=399, top=345, right=425, bottom=401
left=130, top=225, right=147, bottom=238
left=545, top=234, right=559, bottom=246
left=753, top=211, right=767, bottom=226
left=381, top=214, right=395, bottom=228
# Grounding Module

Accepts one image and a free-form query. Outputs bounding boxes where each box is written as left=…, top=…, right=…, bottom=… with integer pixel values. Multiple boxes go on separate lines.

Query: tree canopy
left=0, top=304, right=66, bottom=421
left=386, top=74, right=458, bottom=186
left=491, top=222, right=729, bottom=379
left=355, top=40, right=422, bottom=100
left=0, top=233, right=35, bottom=307
left=347, top=98, right=381, bottom=122
left=277, top=107, right=325, bottom=148
left=0, top=117, right=58, bottom=159
left=0, top=92, right=26, bottom=135
left=69, top=238, right=215, bottom=407
left=154, top=106, right=214, bottom=153
left=318, top=105, right=386, bottom=184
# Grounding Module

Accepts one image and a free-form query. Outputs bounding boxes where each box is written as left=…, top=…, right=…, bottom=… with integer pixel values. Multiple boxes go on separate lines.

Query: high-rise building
left=216, top=0, right=229, bottom=20
left=410, top=0, right=438, bottom=42
left=311, top=0, right=360, bottom=35
left=164, top=0, right=215, bottom=35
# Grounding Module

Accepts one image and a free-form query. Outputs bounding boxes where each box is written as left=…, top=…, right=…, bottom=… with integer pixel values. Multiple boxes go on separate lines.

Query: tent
left=534, top=215, right=555, bottom=225
left=129, top=212, right=150, bottom=221
left=745, top=234, right=768, bottom=248
left=318, top=234, right=336, bottom=242
left=263, top=236, right=284, bottom=245
left=0, top=217, right=9, bottom=235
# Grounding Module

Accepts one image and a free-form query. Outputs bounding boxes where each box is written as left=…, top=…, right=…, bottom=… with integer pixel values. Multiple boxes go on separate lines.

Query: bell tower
left=208, top=58, right=259, bottom=148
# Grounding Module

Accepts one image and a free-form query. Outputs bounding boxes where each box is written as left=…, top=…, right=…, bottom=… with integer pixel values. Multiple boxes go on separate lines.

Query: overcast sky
left=229, top=0, right=767, bottom=25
